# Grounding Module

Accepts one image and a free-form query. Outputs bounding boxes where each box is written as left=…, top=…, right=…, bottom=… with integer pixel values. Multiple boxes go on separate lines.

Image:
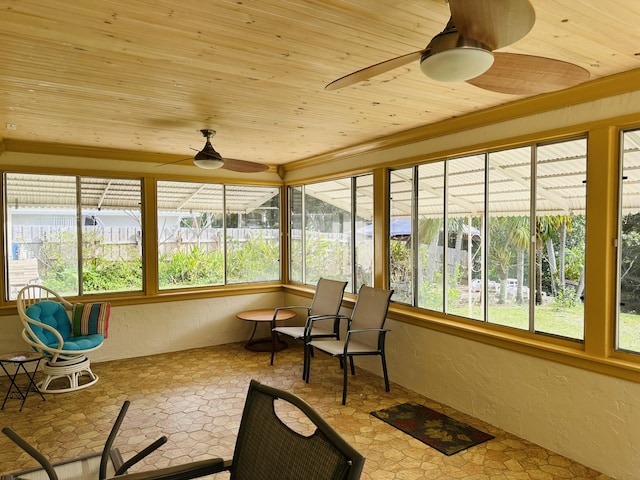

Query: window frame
left=3, top=172, right=144, bottom=299
left=387, top=136, right=588, bottom=344
left=287, top=174, right=373, bottom=294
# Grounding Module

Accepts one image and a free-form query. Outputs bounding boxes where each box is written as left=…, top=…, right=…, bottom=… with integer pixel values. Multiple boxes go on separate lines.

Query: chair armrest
left=306, top=314, right=349, bottom=326
left=304, top=314, right=349, bottom=339
left=24, top=317, right=65, bottom=349
left=344, top=328, right=389, bottom=343
left=114, top=436, right=168, bottom=476
left=343, top=328, right=390, bottom=353
left=2, top=427, right=58, bottom=480
left=272, top=306, right=311, bottom=327
left=347, top=328, right=390, bottom=334
left=106, top=458, right=229, bottom=480
left=274, top=306, right=311, bottom=316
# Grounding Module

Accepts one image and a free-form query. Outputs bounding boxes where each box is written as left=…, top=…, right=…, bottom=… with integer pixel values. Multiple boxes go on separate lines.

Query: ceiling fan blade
left=449, top=0, right=535, bottom=50
left=222, top=158, right=269, bottom=173
left=466, top=52, right=590, bottom=95
left=156, top=157, right=191, bottom=167
left=325, top=50, right=424, bottom=91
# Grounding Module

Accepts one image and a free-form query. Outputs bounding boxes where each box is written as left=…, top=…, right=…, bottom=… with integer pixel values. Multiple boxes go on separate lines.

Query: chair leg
left=349, top=356, right=355, bottom=375
left=381, top=353, right=390, bottom=392
left=342, top=355, right=348, bottom=405
left=302, top=344, right=309, bottom=382
left=270, top=330, right=276, bottom=366
left=304, top=345, right=311, bottom=383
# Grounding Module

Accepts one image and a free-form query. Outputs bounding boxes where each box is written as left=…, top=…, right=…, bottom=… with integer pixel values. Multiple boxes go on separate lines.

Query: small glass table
left=236, top=309, right=296, bottom=352
left=0, top=351, right=46, bottom=411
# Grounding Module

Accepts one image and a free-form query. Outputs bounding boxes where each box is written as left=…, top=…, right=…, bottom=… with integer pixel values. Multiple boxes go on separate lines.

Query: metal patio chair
left=271, top=278, right=347, bottom=380
left=306, top=285, right=393, bottom=405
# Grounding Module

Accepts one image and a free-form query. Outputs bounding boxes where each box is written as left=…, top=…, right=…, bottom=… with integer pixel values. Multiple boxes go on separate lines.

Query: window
left=487, top=147, right=530, bottom=328
left=4, top=173, right=143, bottom=298
left=289, top=186, right=303, bottom=283
left=618, top=129, right=640, bottom=354
left=226, top=185, right=281, bottom=284
left=354, top=175, right=374, bottom=288
left=448, top=154, right=484, bottom=319
left=389, top=138, right=587, bottom=341
left=157, top=181, right=280, bottom=290
left=389, top=168, right=413, bottom=304
left=533, top=139, right=586, bottom=339
left=288, top=175, right=373, bottom=292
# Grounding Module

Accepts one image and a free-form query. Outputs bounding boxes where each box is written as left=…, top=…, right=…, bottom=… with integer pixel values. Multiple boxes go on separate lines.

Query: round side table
left=236, top=309, right=297, bottom=352
left=0, top=351, right=46, bottom=411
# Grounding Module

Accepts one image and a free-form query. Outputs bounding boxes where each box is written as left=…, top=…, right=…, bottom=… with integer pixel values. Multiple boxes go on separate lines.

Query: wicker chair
left=16, top=285, right=108, bottom=393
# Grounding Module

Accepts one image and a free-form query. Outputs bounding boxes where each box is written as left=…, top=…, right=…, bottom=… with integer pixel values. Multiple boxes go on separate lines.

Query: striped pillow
left=72, top=302, right=110, bottom=338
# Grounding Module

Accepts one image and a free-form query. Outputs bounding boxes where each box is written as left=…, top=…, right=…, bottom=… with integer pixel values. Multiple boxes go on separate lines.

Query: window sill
left=0, top=282, right=284, bottom=315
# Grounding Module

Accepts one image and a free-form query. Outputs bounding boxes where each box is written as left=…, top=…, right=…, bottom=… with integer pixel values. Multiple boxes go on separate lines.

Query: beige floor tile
left=0, top=342, right=612, bottom=480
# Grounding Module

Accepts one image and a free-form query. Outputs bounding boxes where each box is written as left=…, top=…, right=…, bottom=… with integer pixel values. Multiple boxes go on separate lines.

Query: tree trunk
left=546, top=237, right=558, bottom=296
left=535, top=244, right=544, bottom=305
left=516, top=248, right=525, bottom=304
left=559, top=218, right=567, bottom=293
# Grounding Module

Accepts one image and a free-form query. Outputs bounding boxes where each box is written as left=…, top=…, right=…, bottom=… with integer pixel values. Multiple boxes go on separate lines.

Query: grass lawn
left=449, top=302, right=640, bottom=353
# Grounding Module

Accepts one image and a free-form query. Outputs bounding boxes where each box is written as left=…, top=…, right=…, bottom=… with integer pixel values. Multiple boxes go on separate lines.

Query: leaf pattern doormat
left=370, top=402, right=494, bottom=456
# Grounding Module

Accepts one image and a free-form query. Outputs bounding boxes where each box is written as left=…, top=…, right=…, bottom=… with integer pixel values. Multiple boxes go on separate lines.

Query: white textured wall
left=283, top=291, right=640, bottom=480
left=3, top=292, right=639, bottom=478
left=0, top=292, right=285, bottom=363
left=355, top=317, right=640, bottom=480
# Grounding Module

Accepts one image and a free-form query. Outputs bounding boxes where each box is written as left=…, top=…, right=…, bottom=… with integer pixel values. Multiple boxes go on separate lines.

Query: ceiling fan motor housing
left=194, top=130, right=225, bottom=169
left=420, top=29, right=494, bottom=82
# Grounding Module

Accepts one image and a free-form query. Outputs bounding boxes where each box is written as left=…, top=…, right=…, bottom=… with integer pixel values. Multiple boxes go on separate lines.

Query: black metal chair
left=271, top=278, right=348, bottom=380
left=306, top=285, right=393, bottom=405
left=4, top=380, right=364, bottom=480
left=219, top=379, right=364, bottom=480
left=2, top=400, right=168, bottom=480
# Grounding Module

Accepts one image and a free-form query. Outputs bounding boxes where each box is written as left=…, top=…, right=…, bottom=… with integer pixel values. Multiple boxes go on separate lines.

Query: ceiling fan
left=160, top=129, right=269, bottom=173
left=325, top=0, right=590, bottom=96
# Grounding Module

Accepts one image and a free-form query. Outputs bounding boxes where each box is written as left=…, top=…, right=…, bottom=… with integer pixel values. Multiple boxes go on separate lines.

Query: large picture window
left=288, top=175, right=373, bottom=293
left=618, top=129, right=640, bottom=354
left=4, top=173, right=143, bottom=298
left=389, top=137, right=587, bottom=341
left=157, top=181, right=280, bottom=290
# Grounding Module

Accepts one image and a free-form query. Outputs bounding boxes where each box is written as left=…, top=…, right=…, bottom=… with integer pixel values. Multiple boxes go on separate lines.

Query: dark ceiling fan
left=159, top=129, right=269, bottom=173
left=325, top=0, right=590, bottom=95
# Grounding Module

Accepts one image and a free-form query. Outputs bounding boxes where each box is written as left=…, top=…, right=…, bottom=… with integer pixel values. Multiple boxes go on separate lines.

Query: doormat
left=370, top=402, right=494, bottom=456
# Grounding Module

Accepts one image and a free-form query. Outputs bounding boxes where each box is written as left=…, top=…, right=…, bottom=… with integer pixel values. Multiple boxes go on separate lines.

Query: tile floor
left=0, top=342, right=612, bottom=480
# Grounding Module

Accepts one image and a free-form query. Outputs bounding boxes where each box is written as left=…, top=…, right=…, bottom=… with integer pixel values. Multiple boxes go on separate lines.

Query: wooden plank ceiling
left=1, top=0, right=640, bottom=169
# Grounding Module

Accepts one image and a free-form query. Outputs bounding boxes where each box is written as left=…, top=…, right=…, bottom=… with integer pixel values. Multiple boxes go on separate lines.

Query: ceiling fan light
left=193, top=137, right=225, bottom=169
left=193, top=157, right=224, bottom=169
left=420, top=32, right=494, bottom=83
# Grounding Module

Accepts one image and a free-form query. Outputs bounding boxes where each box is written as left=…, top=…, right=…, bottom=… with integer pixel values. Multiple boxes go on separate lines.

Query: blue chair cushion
left=25, top=300, right=104, bottom=351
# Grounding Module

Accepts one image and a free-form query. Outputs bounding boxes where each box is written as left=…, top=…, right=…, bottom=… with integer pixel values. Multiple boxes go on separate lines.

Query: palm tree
left=535, top=215, right=564, bottom=303
left=488, top=216, right=518, bottom=304
left=418, top=216, right=443, bottom=284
